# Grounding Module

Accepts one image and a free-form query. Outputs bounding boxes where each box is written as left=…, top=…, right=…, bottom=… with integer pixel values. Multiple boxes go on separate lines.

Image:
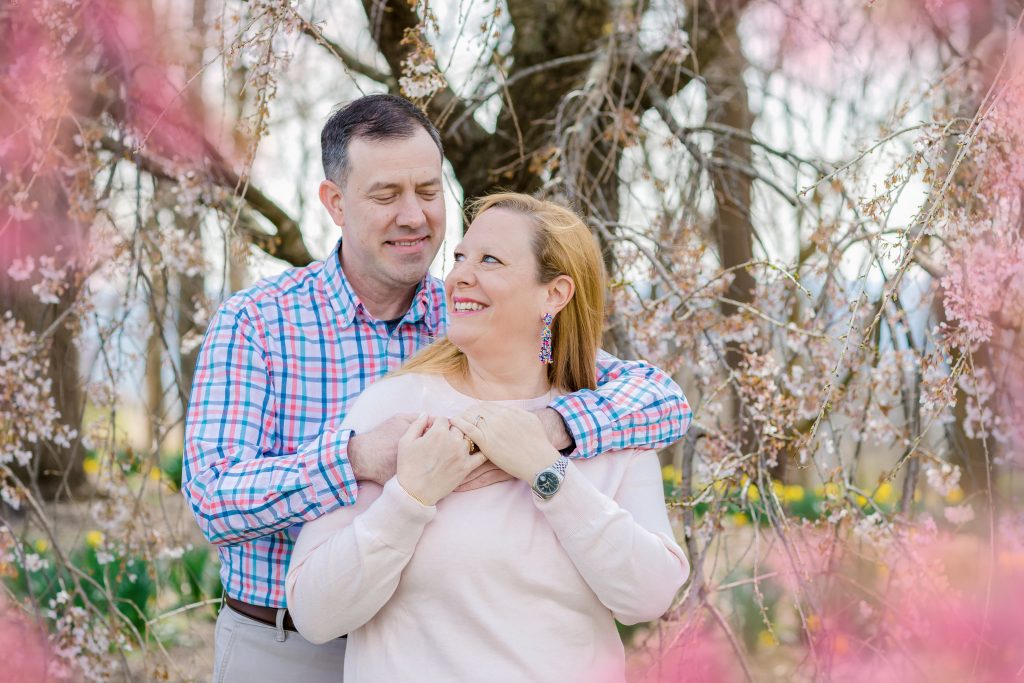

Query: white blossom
left=23, top=553, right=50, bottom=572
left=944, top=503, right=975, bottom=525
left=925, top=462, right=961, bottom=497
left=7, top=256, right=35, bottom=281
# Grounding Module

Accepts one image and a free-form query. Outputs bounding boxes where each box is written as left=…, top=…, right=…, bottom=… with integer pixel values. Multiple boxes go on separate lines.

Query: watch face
left=536, top=471, right=560, bottom=496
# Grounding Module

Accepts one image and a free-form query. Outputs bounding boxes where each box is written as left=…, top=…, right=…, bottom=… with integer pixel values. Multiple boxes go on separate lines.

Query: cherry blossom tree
left=1, top=0, right=1023, bottom=680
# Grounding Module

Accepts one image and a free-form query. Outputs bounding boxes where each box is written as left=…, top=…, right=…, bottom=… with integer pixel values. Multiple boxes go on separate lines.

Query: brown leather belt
left=224, top=596, right=347, bottom=639
left=224, top=596, right=298, bottom=631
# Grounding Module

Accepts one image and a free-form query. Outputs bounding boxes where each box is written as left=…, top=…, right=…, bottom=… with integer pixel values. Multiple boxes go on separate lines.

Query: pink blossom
left=943, top=503, right=975, bottom=525
left=6, top=257, right=34, bottom=282
left=941, top=243, right=1024, bottom=346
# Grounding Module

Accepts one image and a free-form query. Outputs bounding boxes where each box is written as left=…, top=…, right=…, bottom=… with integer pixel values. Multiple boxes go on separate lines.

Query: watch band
left=532, top=456, right=569, bottom=500
left=551, top=455, right=569, bottom=477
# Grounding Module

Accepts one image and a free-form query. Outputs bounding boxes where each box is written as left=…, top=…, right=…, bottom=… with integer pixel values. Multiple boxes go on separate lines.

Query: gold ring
left=464, top=436, right=479, bottom=454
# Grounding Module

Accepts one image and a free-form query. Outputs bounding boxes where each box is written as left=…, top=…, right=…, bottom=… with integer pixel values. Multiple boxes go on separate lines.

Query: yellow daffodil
left=34, top=538, right=49, bottom=553
left=855, top=494, right=868, bottom=507
left=85, top=530, right=104, bottom=549
left=149, top=467, right=163, bottom=482
left=945, top=487, right=964, bottom=504
left=874, top=482, right=893, bottom=505
left=757, top=630, right=778, bottom=649
left=823, top=482, right=841, bottom=499
left=731, top=512, right=749, bottom=527
left=747, top=485, right=761, bottom=502
left=82, top=458, right=100, bottom=476
left=783, top=484, right=805, bottom=503
left=772, top=480, right=785, bottom=499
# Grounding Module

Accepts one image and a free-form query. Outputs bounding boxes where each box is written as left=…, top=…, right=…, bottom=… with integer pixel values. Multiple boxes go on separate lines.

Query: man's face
left=324, top=128, right=445, bottom=299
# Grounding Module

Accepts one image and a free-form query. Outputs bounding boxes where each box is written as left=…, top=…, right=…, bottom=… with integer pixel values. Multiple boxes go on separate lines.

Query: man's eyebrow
left=364, top=178, right=442, bottom=193
left=365, top=181, right=400, bottom=193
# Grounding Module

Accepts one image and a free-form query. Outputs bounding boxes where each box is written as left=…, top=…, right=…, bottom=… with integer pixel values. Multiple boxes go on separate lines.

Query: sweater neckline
left=437, top=375, right=557, bottom=411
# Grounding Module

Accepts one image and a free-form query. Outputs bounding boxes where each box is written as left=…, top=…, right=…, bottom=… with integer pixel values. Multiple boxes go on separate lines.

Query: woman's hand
left=451, top=404, right=561, bottom=483
left=397, top=415, right=487, bottom=506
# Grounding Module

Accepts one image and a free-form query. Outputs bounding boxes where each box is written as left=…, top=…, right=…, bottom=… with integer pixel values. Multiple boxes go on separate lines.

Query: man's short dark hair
left=321, top=94, right=444, bottom=185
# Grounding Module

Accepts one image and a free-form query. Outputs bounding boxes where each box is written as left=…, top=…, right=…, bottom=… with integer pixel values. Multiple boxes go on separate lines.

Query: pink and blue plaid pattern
left=182, top=240, right=692, bottom=607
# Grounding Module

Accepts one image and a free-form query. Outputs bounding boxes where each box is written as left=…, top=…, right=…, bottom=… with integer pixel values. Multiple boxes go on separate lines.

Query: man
left=182, top=94, right=691, bottom=681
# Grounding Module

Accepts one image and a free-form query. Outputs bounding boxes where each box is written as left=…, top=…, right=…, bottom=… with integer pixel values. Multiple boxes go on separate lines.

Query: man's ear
left=545, top=275, right=575, bottom=314
left=319, top=179, right=345, bottom=227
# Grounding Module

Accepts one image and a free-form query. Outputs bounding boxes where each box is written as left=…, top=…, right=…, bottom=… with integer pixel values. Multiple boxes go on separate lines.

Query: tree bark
left=705, top=28, right=759, bottom=468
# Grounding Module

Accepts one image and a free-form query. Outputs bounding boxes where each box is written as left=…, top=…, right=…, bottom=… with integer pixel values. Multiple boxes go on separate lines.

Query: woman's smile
left=450, top=296, right=489, bottom=315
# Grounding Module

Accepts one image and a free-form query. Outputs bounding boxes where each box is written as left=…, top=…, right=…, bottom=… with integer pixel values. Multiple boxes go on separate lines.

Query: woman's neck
left=450, top=347, right=551, bottom=401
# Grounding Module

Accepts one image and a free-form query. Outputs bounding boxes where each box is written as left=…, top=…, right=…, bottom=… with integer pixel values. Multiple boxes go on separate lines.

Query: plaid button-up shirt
left=183, top=240, right=691, bottom=607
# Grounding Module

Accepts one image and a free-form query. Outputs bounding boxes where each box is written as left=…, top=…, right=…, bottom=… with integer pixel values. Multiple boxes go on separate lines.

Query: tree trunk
left=706, top=29, right=759, bottom=469
left=933, top=0, right=1001, bottom=496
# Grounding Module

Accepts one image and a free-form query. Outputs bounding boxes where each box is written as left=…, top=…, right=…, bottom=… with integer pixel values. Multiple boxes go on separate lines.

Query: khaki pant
left=213, top=605, right=347, bottom=683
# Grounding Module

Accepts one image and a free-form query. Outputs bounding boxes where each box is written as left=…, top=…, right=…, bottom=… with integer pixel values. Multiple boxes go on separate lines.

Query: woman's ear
left=545, top=275, right=575, bottom=314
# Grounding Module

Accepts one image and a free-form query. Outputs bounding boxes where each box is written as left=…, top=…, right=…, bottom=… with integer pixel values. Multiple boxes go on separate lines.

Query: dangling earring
left=539, top=313, right=554, bottom=365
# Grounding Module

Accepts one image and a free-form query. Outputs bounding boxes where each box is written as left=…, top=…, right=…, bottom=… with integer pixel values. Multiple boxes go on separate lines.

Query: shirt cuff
left=548, top=393, right=614, bottom=459
left=301, top=426, right=359, bottom=512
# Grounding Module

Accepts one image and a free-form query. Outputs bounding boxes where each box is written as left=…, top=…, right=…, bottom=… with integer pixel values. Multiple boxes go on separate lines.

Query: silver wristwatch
left=531, top=456, right=569, bottom=500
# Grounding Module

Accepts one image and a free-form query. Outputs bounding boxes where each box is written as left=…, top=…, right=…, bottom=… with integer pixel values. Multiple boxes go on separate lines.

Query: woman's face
left=445, top=208, right=550, bottom=358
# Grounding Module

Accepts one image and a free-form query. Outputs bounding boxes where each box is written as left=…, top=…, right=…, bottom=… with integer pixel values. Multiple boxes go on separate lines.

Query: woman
left=286, top=193, right=689, bottom=682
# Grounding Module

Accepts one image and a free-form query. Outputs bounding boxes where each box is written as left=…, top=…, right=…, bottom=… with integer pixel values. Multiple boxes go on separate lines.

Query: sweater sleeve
left=534, top=451, right=689, bottom=625
left=285, top=477, right=436, bottom=644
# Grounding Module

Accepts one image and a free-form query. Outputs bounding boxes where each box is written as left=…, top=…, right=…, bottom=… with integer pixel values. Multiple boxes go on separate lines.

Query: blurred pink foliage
left=0, top=0, right=219, bottom=272
left=630, top=625, right=745, bottom=683
left=941, top=243, right=1024, bottom=346
left=0, top=597, right=64, bottom=683
left=639, top=519, right=1024, bottom=682
left=83, top=0, right=213, bottom=165
left=826, top=527, right=1024, bottom=682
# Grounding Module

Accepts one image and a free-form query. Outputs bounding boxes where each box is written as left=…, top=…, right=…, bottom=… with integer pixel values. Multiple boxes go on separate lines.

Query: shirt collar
left=321, top=239, right=360, bottom=327
left=320, top=238, right=446, bottom=333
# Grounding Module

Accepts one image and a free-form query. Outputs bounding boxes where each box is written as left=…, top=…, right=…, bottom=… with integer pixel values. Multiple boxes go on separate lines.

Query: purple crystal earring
left=539, top=313, right=553, bottom=365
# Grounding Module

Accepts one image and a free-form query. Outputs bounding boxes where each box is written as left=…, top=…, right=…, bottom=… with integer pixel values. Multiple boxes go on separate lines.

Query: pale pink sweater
left=286, top=373, right=689, bottom=683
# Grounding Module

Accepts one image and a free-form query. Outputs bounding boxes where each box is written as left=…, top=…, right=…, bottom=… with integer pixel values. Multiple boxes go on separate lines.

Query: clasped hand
left=450, top=404, right=561, bottom=483
left=352, top=405, right=563, bottom=505
left=396, top=415, right=488, bottom=506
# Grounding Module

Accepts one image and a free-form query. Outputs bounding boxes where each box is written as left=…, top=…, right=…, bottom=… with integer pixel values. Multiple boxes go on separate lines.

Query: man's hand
left=533, top=407, right=573, bottom=452
left=348, top=414, right=416, bottom=484
left=453, top=461, right=515, bottom=492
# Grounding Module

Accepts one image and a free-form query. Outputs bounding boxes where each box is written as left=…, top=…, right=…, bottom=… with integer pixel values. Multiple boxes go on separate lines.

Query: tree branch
left=299, top=19, right=395, bottom=87
left=357, top=0, right=489, bottom=177
left=101, top=135, right=313, bottom=266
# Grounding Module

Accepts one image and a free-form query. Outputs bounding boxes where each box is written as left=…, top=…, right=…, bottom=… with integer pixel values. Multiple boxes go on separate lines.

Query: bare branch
left=299, top=19, right=394, bottom=87
left=101, top=135, right=313, bottom=265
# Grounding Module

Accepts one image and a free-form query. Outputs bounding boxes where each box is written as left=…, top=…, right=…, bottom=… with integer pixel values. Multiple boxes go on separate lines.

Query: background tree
left=2, top=0, right=1023, bottom=680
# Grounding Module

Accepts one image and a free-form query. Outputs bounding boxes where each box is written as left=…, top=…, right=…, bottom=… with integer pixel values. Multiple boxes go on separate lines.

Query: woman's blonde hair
left=398, top=192, right=606, bottom=392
